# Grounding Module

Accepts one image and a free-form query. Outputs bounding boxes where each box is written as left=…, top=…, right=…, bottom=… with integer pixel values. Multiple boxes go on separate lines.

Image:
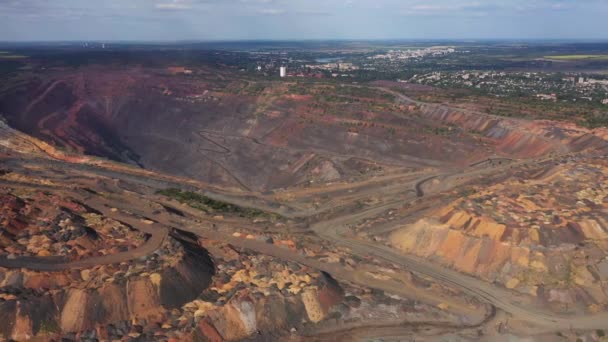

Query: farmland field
left=544, top=54, right=608, bottom=60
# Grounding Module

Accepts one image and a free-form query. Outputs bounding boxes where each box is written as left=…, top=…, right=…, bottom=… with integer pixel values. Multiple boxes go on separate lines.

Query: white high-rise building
left=280, top=66, right=287, bottom=78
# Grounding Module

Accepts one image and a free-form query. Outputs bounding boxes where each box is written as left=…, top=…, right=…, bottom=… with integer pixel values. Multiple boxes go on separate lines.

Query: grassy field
left=544, top=55, right=608, bottom=61
left=157, top=188, right=280, bottom=220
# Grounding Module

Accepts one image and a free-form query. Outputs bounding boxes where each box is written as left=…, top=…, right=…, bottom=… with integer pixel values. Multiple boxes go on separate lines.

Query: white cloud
left=257, top=8, right=286, bottom=15
left=240, top=0, right=274, bottom=3
left=1, top=0, right=608, bottom=40
left=155, top=0, right=192, bottom=10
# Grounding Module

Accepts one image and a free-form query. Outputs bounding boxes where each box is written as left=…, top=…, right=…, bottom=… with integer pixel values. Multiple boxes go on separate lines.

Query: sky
left=1, top=0, right=607, bottom=41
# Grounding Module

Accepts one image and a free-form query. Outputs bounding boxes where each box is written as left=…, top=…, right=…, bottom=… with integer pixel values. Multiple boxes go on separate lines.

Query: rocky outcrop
left=416, top=102, right=608, bottom=158
left=195, top=283, right=344, bottom=342
left=206, top=299, right=258, bottom=340
left=0, top=231, right=215, bottom=340
left=300, top=281, right=342, bottom=322
left=389, top=217, right=532, bottom=279
left=417, top=104, right=556, bottom=158
left=389, top=157, right=608, bottom=311
left=0, top=192, right=147, bottom=261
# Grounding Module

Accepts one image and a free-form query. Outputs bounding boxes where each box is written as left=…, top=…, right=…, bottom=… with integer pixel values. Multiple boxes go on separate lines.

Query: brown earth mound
left=0, top=230, right=214, bottom=340
left=389, top=157, right=608, bottom=313
left=0, top=191, right=147, bottom=260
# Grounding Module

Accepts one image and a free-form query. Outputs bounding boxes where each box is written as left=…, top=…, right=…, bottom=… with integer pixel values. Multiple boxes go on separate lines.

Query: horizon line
left=2, top=38, right=608, bottom=44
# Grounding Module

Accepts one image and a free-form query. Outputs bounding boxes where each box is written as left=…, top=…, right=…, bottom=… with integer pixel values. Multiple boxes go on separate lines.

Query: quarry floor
left=2, top=145, right=607, bottom=341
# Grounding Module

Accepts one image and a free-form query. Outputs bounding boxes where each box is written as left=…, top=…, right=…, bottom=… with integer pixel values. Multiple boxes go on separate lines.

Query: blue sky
left=1, top=0, right=607, bottom=41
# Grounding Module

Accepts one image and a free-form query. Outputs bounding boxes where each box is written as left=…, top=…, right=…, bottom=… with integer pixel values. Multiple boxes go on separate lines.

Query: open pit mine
left=0, top=64, right=608, bottom=341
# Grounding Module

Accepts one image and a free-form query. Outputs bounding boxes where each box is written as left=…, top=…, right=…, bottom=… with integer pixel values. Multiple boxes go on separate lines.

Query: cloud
left=1, top=0, right=608, bottom=40
left=239, top=0, right=274, bottom=3
left=295, top=9, right=333, bottom=16
left=155, top=0, right=192, bottom=10
left=403, top=2, right=500, bottom=13
left=257, top=8, right=286, bottom=15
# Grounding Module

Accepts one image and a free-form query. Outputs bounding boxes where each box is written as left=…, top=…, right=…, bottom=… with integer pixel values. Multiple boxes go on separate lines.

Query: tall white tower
left=280, top=66, right=287, bottom=78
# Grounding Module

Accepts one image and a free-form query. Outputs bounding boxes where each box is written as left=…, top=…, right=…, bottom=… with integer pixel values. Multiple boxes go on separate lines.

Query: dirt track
left=0, top=189, right=168, bottom=271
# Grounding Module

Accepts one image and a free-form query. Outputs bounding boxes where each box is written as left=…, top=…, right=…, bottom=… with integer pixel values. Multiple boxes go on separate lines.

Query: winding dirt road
left=0, top=189, right=168, bottom=271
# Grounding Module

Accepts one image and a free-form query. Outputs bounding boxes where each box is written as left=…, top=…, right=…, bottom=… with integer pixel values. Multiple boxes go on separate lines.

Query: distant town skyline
left=1, top=0, right=607, bottom=41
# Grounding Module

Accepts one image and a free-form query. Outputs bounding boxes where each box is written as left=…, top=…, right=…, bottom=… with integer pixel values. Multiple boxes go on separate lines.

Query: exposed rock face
left=99, top=283, right=130, bottom=324
left=389, top=158, right=608, bottom=311
left=416, top=102, right=608, bottom=159
left=300, top=279, right=345, bottom=323
left=127, top=278, right=162, bottom=320
left=8, top=66, right=607, bottom=192
left=183, top=238, right=352, bottom=341
left=302, top=287, right=325, bottom=323
left=255, top=295, right=289, bottom=332
left=0, top=191, right=146, bottom=261
left=60, top=289, right=88, bottom=333
left=197, top=284, right=344, bottom=341
left=390, top=217, right=531, bottom=278
left=207, top=299, right=258, bottom=340
left=0, top=231, right=215, bottom=340
left=158, top=237, right=215, bottom=309
left=11, top=303, right=33, bottom=341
